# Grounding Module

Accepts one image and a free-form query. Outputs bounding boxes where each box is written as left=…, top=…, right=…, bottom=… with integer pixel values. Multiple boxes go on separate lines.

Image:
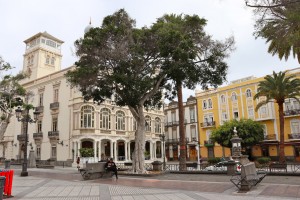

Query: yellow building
left=195, top=68, right=300, bottom=162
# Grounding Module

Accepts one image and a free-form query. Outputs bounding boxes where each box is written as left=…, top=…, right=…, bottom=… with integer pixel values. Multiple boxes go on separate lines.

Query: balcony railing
left=166, top=138, right=191, bottom=144
left=164, top=121, right=179, bottom=127
left=48, top=131, right=59, bottom=139
left=17, top=134, right=26, bottom=141
left=200, top=121, right=216, bottom=128
left=284, top=109, right=300, bottom=116
left=50, top=102, right=59, bottom=110
left=204, top=140, right=214, bottom=147
left=264, top=134, right=277, bottom=140
left=288, top=133, right=300, bottom=140
left=33, top=132, right=43, bottom=139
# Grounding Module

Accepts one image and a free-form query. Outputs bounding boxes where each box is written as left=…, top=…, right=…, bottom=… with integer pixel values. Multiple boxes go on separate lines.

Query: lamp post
left=15, top=106, right=40, bottom=177
left=159, top=133, right=166, bottom=170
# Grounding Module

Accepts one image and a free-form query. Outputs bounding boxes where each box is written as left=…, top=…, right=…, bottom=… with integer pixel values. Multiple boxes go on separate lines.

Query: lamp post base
left=20, top=171, right=28, bottom=177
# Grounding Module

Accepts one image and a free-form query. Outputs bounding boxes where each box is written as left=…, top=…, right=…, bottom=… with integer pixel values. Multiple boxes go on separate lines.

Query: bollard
left=0, top=176, right=6, bottom=200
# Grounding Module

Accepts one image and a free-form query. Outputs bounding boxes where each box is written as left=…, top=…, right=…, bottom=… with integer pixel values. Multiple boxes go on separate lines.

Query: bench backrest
left=241, top=162, right=258, bottom=180
left=85, top=162, right=106, bottom=172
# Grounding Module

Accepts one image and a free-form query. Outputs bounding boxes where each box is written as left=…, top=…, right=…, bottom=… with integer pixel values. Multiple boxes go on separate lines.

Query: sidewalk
left=7, top=167, right=300, bottom=200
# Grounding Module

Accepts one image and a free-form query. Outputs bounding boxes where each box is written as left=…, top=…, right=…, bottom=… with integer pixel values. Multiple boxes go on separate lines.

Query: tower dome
left=84, top=18, right=93, bottom=34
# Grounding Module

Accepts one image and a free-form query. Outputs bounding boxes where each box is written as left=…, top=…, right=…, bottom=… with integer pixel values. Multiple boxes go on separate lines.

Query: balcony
left=35, top=106, right=44, bottom=113
left=33, top=132, right=43, bottom=139
left=164, top=121, right=179, bottom=127
left=284, top=109, right=300, bottom=117
left=264, top=134, right=277, bottom=140
left=17, top=134, right=26, bottom=141
left=204, top=140, right=214, bottom=147
left=200, top=121, right=216, bottom=128
left=288, top=133, right=300, bottom=140
left=166, top=138, right=179, bottom=144
left=48, top=131, right=59, bottom=139
left=50, top=102, right=59, bottom=110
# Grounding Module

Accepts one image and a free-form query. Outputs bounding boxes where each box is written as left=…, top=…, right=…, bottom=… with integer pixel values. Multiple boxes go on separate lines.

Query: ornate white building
left=0, top=31, right=165, bottom=166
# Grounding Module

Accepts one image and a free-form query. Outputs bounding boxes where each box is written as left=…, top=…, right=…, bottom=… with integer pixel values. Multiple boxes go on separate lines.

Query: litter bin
left=0, top=176, right=6, bottom=199
left=152, top=161, right=162, bottom=171
left=4, top=160, right=10, bottom=169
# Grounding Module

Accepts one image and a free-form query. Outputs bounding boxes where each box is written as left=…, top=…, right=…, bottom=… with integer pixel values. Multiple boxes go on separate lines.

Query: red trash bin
left=0, top=169, right=14, bottom=197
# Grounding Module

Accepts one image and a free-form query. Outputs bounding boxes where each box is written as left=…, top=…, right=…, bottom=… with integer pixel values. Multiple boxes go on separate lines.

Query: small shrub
left=79, top=148, right=94, bottom=157
left=257, top=157, right=271, bottom=165
left=207, top=157, right=221, bottom=165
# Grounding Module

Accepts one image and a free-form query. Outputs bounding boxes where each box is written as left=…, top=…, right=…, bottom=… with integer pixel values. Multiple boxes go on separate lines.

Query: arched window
left=220, top=95, right=226, bottom=103
left=81, top=105, right=94, bottom=128
left=231, top=92, right=237, bottom=101
left=46, top=55, right=50, bottom=64
left=246, top=89, right=252, bottom=98
left=116, top=111, right=125, bottom=130
left=100, top=108, right=111, bottom=129
left=203, top=100, right=207, bottom=109
left=208, top=99, right=213, bottom=109
left=145, top=115, right=151, bottom=132
left=51, top=57, right=55, bottom=65
left=155, top=117, right=161, bottom=133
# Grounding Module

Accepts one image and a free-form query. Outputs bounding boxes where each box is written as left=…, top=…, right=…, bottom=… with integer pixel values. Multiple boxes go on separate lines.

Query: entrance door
left=208, top=147, right=214, bottom=158
left=189, top=146, right=197, bottom=161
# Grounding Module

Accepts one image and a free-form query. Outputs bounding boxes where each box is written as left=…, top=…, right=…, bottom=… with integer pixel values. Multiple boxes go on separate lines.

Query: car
left=204, top=160, right=241, bottom=172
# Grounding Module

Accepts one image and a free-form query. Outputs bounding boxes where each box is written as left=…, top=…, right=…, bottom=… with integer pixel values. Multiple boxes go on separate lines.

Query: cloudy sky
left=1, top=0, right=299, bottom=100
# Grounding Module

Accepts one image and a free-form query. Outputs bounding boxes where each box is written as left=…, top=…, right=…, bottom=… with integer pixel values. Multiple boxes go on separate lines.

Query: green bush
left=256, top=157, right=271, bottom=164
left=208, top=157, right=221, bottom=165
left=79, top=148, right=94, bottom=157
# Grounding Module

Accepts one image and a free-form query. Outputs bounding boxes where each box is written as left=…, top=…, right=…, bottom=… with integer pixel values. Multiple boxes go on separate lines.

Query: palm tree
left=254, top=71, right=300, bottom=163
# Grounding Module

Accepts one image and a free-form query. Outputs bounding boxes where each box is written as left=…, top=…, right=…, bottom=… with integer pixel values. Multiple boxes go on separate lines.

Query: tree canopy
left=66, top=9, right=234, bottom=172
left=246, top=0, right=300, bottom=63
left=210, top=119, right=264, bottom=148
left=254, top=71, right=300, bottom=163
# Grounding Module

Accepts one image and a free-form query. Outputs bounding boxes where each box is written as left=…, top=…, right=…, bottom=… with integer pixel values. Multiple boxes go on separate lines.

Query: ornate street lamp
left=15, top=106, right=40, bottom=176
left=159, top=133, right=166, bottom=170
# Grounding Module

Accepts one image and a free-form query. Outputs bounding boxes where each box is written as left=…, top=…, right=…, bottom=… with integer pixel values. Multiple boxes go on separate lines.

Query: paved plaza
left=6, top=166, right=300, bottom=200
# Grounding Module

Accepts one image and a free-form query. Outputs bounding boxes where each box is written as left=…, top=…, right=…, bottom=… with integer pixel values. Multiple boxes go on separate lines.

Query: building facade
left=196, top=68, right=300, bottom=161
left=164, top=96, right=200, bottom=162
left=0, top=32, right=165, bottom=165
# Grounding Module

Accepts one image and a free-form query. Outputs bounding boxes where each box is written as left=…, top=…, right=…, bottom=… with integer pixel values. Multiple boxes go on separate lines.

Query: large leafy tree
left=0, top=56, right=26, bottom=140
left=246, top=0, right=300, bottom=63
left=66, top=9, right=234, bottom=172
left=254, top=71, right=300, bottom=163
left=152, top=14, right=235, bottom=170
left=66, top=9, right=166, bottom=173
left=211, top=119, right=264, bottom=150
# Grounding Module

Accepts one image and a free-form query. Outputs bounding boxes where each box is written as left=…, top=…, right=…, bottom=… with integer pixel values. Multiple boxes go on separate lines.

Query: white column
left=114, top=141, right=117, bottom=161
left=150, top=141, right=153, bottom=160
left=77, top=141, right=80, bottom=157
left=154, top=142, right=157, bottom=159
left=98, top=140, right=102, bottom=161
left=110, top=141, right=113, bottom=159
left=128, top=141, right=131, bottom=161
left=94, top=141, right=97, bottom=162
left=125, top=141, right=128, bottom=161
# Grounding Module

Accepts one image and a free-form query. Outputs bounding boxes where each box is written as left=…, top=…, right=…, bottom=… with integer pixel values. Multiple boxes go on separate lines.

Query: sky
left=1, top=0, right=299, bottom=101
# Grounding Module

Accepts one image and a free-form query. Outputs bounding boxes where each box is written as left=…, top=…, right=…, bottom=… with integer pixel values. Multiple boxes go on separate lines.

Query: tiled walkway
left=7, top=167, right=300, bottom=200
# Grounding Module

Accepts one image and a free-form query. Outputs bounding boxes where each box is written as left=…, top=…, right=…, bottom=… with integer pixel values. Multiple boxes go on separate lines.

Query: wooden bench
left=230, top=162, right=266, bottom=191
left=79, top=162, right=114, bottom=180
left=269, top=163, right=287, bottom=172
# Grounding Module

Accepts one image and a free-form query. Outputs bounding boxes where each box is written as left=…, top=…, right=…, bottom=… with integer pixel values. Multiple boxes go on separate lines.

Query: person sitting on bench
left=105, top=158, right=118, bottom=179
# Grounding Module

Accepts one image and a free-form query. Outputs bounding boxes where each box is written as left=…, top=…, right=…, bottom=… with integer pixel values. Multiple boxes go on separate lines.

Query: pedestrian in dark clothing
left=76, top=157, right=80, bottom=171
left=105, top=158, right=118, bottom=179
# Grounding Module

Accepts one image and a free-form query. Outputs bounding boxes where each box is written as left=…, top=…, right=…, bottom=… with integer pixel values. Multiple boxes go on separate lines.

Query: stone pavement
left=6, top=166, right=300, bottom=200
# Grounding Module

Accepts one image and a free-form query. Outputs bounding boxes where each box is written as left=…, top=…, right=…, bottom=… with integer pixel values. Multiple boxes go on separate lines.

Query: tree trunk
left=177, top=82, right=186, bottom=171
left=0, top=113, right=13, bottom=140
left=131, top=106, right=146, bottom=173
left=278, top=102, right=286, bottom=163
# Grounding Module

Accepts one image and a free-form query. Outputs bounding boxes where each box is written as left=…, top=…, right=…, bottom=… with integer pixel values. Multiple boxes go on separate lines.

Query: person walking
left=76, top=157, right=80, bottom=171
left=105, top=158, right=118, bottom=179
